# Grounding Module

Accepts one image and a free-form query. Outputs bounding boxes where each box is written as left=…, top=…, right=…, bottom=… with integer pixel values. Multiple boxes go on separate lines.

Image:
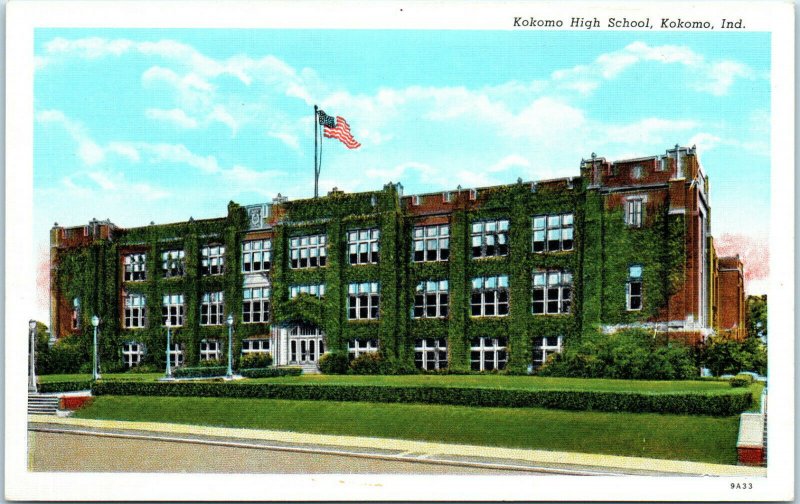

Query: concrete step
left=28, top=394, right=60, bottom=415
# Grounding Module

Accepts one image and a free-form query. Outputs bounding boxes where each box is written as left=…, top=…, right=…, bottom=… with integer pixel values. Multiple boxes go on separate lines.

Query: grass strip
left=73, top=395, right=741, bottom=465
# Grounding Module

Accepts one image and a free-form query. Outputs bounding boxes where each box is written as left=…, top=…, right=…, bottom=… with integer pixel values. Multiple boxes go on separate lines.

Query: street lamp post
left=91, top=316, right=101, bottom=380
left=165, top=320, right=173, bottom=379
left=28, top=320, right=37, bottom=393
left=226, top=314, right=234, bottom=379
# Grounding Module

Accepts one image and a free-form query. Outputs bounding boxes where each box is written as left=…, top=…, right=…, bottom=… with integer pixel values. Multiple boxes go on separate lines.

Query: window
left=626, top=199, right=643, bottom=228
left=200, top=291, right=224, bottom=325
left=532, top=214, right=574, bottom=252
left=348, top=229, right=380, bottom=265
left=532, top=336, right=563, bottom=369
left=242, top=339, right=271, bottom=354
left=161, top=250, right=185, bottom=278
left=532, top=271, right=572, bottom=315
left=71, top=297, right=80, bottom=330
left=415, top=338, right=448, bottom=371
left=470, top=275, right=509, bottom=317
left=242, top=239, right=272, bottom=273
left=290, top=235, right=326, bottom=269
left=348, top=282, right=380, bottom=320
left=168, top=343, right=185, bottom=368
left=471, top=219, right=509, bottom=258
left=122, top=342, right=145, bottom=368
left=200, top=339, right=221, bottom=361
left=413, top=225, right=449, bottom=262
left=123, top=253, right=147, bottom=281
left=470, top=337, right=507, bottom=371
left=627, top=265, right=643, bottom=310
left=162, top=294, right=185, bottom=327
left=124, top=293, right=146, bottom=328
left=201, top=245, right=225, bottom=276
left=289, top=284, right=325, bottom=299
left=348, top=339, right=379, bottom=360
left=243, top=286, right=270, bottom=323
left=413, top=280, right=449, bottom=318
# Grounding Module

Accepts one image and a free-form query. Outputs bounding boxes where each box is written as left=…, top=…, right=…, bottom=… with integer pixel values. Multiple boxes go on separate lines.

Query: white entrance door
left=287, top=324, right=326, bottom=365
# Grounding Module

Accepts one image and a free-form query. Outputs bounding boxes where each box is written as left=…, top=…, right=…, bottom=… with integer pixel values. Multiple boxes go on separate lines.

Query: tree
left=746, top=294, right=767, bottom=342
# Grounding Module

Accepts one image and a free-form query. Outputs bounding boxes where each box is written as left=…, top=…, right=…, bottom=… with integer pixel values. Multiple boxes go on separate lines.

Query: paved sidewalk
left=29, top=414, right=766, bottom=477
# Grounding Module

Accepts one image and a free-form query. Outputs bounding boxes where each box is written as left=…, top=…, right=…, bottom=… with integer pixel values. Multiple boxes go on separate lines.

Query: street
left=28, top=428, right=553, bottom=475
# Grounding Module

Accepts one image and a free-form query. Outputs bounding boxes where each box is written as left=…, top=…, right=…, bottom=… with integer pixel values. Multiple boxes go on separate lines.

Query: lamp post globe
left=91, top=315, right=101, bottom=381
left=226, top=315, right=234, bottom=379
left=28, top=320, right=37, bottom=393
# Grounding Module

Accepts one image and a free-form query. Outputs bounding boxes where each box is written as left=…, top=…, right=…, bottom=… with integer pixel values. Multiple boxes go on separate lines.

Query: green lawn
left=74, top=395, right=741, bottom=464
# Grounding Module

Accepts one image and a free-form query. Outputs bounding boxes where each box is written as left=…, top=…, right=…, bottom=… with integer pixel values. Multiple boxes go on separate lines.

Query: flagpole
left=314, top=104, right=319, bottom=198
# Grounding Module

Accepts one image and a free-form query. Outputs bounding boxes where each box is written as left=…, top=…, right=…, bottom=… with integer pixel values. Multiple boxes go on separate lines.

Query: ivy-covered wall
left=52, top=169, right=694, bottom=373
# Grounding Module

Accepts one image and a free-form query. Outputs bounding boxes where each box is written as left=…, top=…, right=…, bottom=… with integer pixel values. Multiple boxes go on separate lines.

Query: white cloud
left=552, top=41, right=753, bottom=97
left=144, top=143, right=220, bottom=173
left=146, top=107, right=199, bottom=128
left=488, top=155, right=530, bottom=173
left=268, top=132, right=300, bottom=150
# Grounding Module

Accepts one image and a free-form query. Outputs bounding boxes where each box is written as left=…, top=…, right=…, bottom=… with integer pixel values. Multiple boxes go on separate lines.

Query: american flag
left=321, top=114, right=361, bottom=149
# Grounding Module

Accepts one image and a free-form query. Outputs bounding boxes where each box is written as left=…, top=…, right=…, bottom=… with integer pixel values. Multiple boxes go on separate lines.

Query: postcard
left=5, top=0, right=794, bottom=501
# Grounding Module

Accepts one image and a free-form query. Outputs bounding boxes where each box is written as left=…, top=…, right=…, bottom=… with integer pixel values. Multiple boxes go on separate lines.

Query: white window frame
left=123, top=253, right=147, bottom=281
left=413, top=280, right=449, bottom=319
left=348, top=339, right=379, bottom=359
left=124, top=293, right=146, bottom=328
left=414, top=338, right=448, bottom=371
left=470, top=275, right=510, bottom=317
left=470, top=337, right=507, bottom=371
left=290, top=234, right=327, bottom=269
left=162, top=294, right=185, bottom=327
left=347, top=282, right=380, bottom=320
left=200, top=339, right=221, bottom=361
left=532, top=214, right=574, bottom=253
left=161, top=250, right=186, bottom=278
left=347, top=228, right=380, bottom=265
left=412, top=225, right=450, bottom=262
left=200, top=291, right=225, bottom=325
left=168, top=343, right=185, bottom=368
left=243, top=285, right=270, bottom=323
left=122, top=342, right=145, bottom=368
left=627, top=265, right=644, bottom=311
left=532, top=271, right=573, bottom=315
left=626, top=198, right=643, bottom=228
left=289, top=284, right=326, bottom=299
left=201, top=244, right=225, bottom=276
left=532, top=336, right=563, bottom=369
left=242, top=239, right=272, bottom=273
left=242, top=339, right=271, bottom=354
left=471, top=219, right=509, bottom=258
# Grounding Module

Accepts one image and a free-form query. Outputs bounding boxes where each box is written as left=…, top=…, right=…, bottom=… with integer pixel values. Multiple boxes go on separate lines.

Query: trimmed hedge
left=91, top=381, right=752, bottom=416
left=730, top=374, right=755, bottom=388
left=173, top=366, right=227, bottom=379
left=38, top=380, right=93, bottom=393
left=239, top=367, right=303, bottom=379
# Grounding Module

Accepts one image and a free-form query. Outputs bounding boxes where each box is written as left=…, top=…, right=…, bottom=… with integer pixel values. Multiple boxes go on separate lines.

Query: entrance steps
left=28, top=394, right=60, bottom=415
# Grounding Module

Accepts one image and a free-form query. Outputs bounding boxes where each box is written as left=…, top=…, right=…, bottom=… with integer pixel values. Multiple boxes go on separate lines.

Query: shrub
left=318, top=352, right=349, bottom=374
left=239, top=367, right=302, bottom=378
left=173, top=366, right=227, bottom=378
left=198, top=358, right=225, bottom=368
left=128, top=363, right=160, bottom=373
left=538, top=329, right=698, bottom=380
left=730, top=374, right=755, bottom=388
left=239, top=353, right=273, bottom=369
left=40, top=335, right=85, bottom=375
left=698, top=336, right=767, bottom=377
left=349, top=353, right=384, bottom=375
left=91, top=381, right=753, bottom=416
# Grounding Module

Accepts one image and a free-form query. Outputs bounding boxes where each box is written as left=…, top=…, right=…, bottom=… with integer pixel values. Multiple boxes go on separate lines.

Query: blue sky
left=34, top=29, right=770, bottom=296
